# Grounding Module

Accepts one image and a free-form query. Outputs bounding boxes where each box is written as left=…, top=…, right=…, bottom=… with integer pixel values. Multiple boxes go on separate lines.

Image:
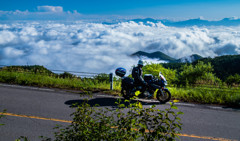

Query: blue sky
left=1, top=0, right=240, bottom=20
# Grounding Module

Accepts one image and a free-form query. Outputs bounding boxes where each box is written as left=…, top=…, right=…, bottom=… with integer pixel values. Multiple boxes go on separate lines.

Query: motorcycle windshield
left=159, top=74, right=166, bottom=82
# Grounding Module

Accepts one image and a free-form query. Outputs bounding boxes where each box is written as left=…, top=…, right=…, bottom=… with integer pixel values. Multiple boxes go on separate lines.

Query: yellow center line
left=0, top=112, right=71, bottom=123
left=0, top=112, right=237, bottom=141
left=177, top=133, right=236, bottom=141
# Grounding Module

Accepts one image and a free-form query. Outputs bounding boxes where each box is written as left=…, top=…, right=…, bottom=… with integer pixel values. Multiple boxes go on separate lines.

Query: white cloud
left=0, top=31, right=17, bottom=45
left=0, top=7, right=84, bottom=20
left=2, top=47, right=24, bottom=58
left=37, top=6, right=63, bottom=13
left=0, top=21, right=240, bottom=74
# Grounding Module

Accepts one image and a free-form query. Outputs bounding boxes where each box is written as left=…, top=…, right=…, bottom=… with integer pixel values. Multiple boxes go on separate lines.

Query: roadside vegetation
left=0, top=61, right=240, bottom=107
left=14, top=99, right=183, bottom=141
left=50, top=100, right=183, bottom=141
left=0, top=65, right=114, bottom=93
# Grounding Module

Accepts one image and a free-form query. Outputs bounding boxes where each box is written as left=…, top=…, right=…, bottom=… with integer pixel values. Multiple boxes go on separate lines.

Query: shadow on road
left=222, top=106, right=240, bottom=111
left=65, top=97, right=161, bottom=107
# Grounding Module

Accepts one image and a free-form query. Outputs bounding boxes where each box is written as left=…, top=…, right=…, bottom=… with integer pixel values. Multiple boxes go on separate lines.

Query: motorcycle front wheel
left=157, top=89, right=171, bottom=103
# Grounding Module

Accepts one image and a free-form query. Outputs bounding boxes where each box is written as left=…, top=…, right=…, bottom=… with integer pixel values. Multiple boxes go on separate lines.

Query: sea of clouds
left=0, top=20, right=240, bottom=74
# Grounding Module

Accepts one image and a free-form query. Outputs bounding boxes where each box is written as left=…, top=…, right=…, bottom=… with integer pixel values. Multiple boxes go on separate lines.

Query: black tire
left=121, top=88, right=131, bottom=100
left=156, top=89, right=171, bottom=103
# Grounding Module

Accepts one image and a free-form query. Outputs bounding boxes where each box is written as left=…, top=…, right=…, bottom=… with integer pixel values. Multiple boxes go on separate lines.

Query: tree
left=176, top=61, right=221, bottom=86
left=59, top=72, right=76, bottom=79
left=226, top=74, right=240, bottom=87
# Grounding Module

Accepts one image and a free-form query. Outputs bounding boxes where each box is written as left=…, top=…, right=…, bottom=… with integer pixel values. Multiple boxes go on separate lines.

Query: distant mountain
left=128, top=17, right=240, bottom=27
left=177, top=54, right=203, bottom=63
left=131, top=51, right=176, bottom=62
left=131, top=18, right=159, bottom=24
left=218, top=17, right=240, bottom=26
left=167, top=17, right=240, bottom=27
left=160, top=18, right=208, bottom=27
left=101, top=17, right=240, bottom=27
left=131, top=51, right=203, bottom=63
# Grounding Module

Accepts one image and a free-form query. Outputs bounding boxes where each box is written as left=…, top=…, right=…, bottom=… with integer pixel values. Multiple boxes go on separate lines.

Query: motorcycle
left=115, top=68, right=171, bottom=103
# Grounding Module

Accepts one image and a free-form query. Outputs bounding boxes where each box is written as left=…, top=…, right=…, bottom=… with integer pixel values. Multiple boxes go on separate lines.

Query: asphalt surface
left=0, top=84, right=240, bottom=141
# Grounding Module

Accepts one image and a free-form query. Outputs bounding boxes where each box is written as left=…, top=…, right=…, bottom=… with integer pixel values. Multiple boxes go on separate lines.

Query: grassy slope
left=0, top=70, right=119, bottom=92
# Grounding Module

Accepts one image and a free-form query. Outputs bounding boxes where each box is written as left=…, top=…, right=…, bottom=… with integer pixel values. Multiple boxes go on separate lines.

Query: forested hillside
left=162, top=55, right=240, bottom=81
left=194, top=55, right=240, bottom=80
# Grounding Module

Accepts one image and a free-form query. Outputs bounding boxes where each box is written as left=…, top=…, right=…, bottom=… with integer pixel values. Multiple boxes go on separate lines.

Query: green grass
left=169, top=86, right=240, bottom=107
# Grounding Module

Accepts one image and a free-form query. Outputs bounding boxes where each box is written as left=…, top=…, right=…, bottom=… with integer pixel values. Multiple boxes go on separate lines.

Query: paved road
left=0, top=84, right=240, bottom=141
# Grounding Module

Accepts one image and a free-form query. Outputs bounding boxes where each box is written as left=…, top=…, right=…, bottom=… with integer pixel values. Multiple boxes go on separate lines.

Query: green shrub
left=58, top=72, right=76, bottom=79
left=53, top=99, right=183, bottom=141
left=176, top=61, right=221, bottom=86
left=93, top=73, right=109, bottom=82
left=226, top=74, right=240, bottom=87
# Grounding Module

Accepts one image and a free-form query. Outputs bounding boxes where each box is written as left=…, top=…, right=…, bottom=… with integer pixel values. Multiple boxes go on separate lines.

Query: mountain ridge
left=129, top=17, right=240, bottom=27
left=131, top=51, right=176, bottom=62
left=131, top=51, right=203, bottom=63
left=102, top=17, right=240, bottom=27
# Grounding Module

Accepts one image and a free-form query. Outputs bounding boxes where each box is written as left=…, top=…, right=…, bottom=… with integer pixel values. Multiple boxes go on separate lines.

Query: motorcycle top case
left=144, top=74, right=153, bottom=83
left=122, top=77, right=134, bottom=89
left=115, top=67, right=126, bottom=77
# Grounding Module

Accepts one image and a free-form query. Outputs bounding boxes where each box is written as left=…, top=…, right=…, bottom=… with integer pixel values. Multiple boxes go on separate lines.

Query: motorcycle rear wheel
left=157, top=89, right=171, bottom=103
left=121, top=88, right=131, bottom=100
